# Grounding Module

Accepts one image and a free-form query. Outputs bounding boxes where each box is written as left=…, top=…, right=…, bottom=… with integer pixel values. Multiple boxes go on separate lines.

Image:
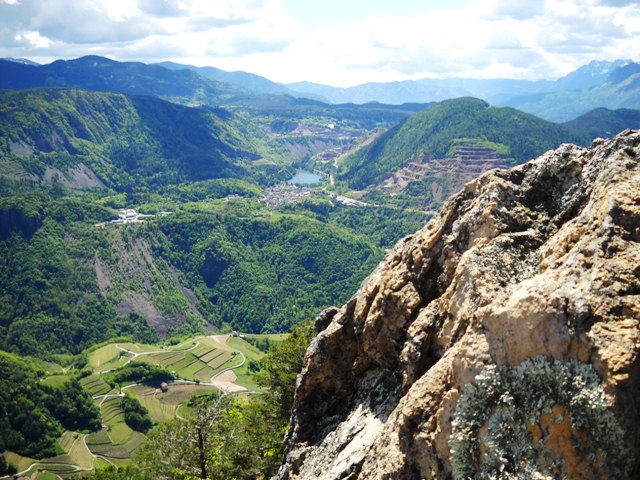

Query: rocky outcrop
left=279, top=130, right=640, bottom=479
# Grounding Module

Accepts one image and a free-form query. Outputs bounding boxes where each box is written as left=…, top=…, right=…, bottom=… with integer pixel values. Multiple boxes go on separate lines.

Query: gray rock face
left=278, top=130, right=640, bottom=479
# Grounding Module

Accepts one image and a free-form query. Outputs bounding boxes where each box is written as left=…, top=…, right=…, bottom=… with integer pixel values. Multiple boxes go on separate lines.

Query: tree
left=135, top=392, right=233, bottom=480
left=122, top=395, right=153, bottom=433
left=254, top=320, right=315, bottom=419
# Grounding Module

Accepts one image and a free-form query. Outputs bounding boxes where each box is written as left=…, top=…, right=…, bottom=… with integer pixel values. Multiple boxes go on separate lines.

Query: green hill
left=0, top=88, right=274, bottom=191
left=563, top=107, right=640, bottom=139
left=337, top=97, right=590, bottom=189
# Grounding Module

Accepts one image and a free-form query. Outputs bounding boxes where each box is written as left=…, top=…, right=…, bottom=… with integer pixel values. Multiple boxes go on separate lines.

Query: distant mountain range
left=153, top=61, right=303, bottom=97
left=2, top=56, right=639, bottom=122
left=504, top=62, right=640, bottom=121
left=286, top=77, right=552, bottom=107
left=0, top=55, right=250, bottom=105
left=286, top=60, right=640, bottom=122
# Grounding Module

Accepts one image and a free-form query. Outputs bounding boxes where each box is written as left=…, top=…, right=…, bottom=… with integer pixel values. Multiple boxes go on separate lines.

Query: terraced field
left=80, top=374, right=112, bottom=396
left=3, top=432, right=96, bottom=478
left=88, top=432, right=146, bottom=461
left=136, top=339, right=239, bottom=382
left=2, top=333, right=285, bottom=477
left=225, top=337, right=266, bottom=390
left=86, top=430, right=112, bottom=448
left=100, top=397, right=125, bottom=427
left=89, top=344, right=124, bottom=370
left=128, top=383, right=219, bottom=422
left=378, top=142, right=511, bottom=199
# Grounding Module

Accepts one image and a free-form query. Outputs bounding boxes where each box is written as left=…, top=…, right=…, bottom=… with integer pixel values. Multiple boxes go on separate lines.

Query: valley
left=1, top=54, right=639, bottom=479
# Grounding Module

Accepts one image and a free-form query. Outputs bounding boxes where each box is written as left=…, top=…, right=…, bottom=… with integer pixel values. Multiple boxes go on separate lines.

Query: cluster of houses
left=95, top=209, right=171, bottom=227
left=261, top=183, right=313, bottom=208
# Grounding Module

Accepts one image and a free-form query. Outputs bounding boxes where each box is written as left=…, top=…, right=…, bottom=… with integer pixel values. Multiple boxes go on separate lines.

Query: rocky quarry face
left=278, top=130, right=640, bottom=479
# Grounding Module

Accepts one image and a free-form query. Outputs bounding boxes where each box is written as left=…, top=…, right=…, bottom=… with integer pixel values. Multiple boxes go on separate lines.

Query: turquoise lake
left=287, top=171, right=323, bottom=185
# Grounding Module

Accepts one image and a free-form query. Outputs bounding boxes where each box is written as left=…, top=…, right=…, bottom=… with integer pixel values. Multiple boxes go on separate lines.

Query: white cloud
left=15, top=30, right=52, bottom=48
left=0, top=0, right=638, bottom=86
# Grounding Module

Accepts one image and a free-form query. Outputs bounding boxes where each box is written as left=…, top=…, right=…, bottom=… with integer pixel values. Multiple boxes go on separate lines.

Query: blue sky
left=0, top=0, right=638, bottom=86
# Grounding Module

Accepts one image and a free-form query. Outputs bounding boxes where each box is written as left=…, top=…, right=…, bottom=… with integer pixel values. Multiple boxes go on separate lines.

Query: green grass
left=175, top=401, right=192, bottom=419
left=95, top=457, right=114, bottom=469
left=101, top=397, right=125, bottom=426
left=4, top=451, right=36, bottom=471
left=225, top=337, right=266, bottom=390
left=105, top=457, right=132, bottom=468
left=59, top=431, right=77, bottom=452
left=31, top=463, right=77, bottom=473
left=88, top=344, right=122, bottom=369
left=86, top=430, right=112, bottom=446
left=167, top=352, right=198, bottom=371
left=244, top=333, right=288, bottom=342
left=35, top=471, right=59, bottom=480
left=97, top=355, right=132, bottom=372
left=191, top=344, right=214, bottom=357
left=39, top=360, right=64, bottom=374
left=47, top=434, right=94, bottom=469
left=198, top=349, right=224, bottom=363
left=167, top=339, right=198, bottom=351
left=233, top=370, right=262, bottom=391
left=80, top=374, right=112, bottom=396
left=208, top=352, right=234, bottom=370
left=194, top=365, right=216, bottom=383
left=143, top=351, right=185, bottom=366
left=107, top=422, right=134, bottom=445
left=41, top=374, right=70, bottom=387
left=176, top=359, right=208, bottom=379
left=173, top=389, right=223, bottom=419
left=117, top=343, right=157, bottom=354
left=90, top=432, right=146, bottom=460
left=227, top=337, right=264, bottom=360
left=128, top=385, right=175, bottom=422
left=128, top=383, right=221, bottom=422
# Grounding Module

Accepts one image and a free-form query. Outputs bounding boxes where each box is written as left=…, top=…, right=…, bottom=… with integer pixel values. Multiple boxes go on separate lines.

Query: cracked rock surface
left=278, top=130, right=640, bottom=479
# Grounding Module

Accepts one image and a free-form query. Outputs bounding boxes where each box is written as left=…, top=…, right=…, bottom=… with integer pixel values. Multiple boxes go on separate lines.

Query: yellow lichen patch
left=527, top=405, right=603, bottom=479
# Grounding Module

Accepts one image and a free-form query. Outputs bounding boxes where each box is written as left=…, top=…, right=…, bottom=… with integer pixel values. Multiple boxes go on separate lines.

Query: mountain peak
left=1, top=57, right=39, bottom=66
left=553, top=58, right=633, bottom=90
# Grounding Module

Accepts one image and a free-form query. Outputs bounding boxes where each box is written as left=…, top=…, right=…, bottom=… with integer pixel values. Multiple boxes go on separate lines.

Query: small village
left=261, top=183, right=315, bottom=208
left=96, top=209, right=171, bottom=227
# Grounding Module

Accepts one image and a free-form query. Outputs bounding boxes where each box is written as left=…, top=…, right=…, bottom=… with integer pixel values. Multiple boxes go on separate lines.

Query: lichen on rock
left=450, top=357, right=630, bottom=480
left=279, top=130, right=640, bottom=480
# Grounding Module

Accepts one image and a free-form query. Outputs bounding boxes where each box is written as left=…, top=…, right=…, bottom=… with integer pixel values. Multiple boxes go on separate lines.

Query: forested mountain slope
left=564, top=107, right=640, bottom=139
left=338, top=97, right=589, bottom=190
left=0, top=88, right=272, bottom=190
left=0, top=192, right=385, bottom=356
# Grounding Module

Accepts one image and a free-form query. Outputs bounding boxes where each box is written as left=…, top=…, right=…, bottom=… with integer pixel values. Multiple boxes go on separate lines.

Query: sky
left=0, top=0, right=639, bottom=87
